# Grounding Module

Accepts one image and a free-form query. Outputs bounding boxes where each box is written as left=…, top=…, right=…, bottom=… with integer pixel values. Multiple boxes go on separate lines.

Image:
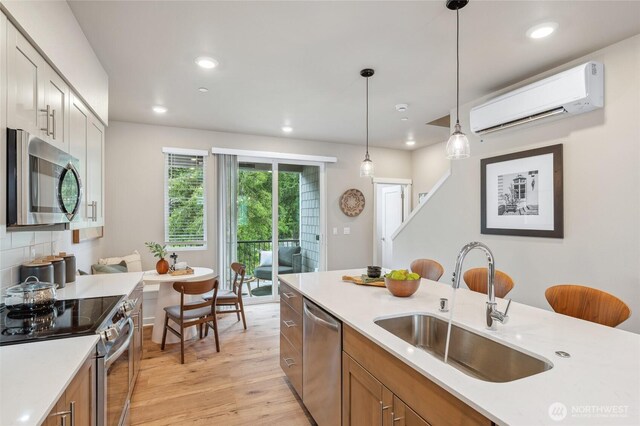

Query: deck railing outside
left=237, top=239, right=300, bottom=276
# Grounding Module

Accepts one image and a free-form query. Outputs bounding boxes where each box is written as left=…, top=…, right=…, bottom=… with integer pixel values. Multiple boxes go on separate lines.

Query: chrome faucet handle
left=503, top=299, right=512, bottom=317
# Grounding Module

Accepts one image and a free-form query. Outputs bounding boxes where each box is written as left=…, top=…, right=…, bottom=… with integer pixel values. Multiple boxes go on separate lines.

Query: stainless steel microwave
left=6, top=129, right=83, bottom=227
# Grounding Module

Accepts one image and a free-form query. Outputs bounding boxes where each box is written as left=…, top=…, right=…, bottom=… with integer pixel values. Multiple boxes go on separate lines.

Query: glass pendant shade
left=446, top=122, right=470, bottom=159
left=360, top=157, right=375, bottom=177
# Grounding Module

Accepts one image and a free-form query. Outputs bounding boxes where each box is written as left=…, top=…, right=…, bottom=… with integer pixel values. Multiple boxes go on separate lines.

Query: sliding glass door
left=235, top=157, right=325, bottom=302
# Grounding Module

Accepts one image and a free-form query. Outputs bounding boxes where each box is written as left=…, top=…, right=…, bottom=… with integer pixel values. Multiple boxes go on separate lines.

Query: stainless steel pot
left=3, top=276, right=57, bottom=311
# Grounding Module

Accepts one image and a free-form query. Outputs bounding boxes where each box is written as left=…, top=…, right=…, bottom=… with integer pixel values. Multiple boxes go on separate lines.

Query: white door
left=380, top=186, right=403, bottom=268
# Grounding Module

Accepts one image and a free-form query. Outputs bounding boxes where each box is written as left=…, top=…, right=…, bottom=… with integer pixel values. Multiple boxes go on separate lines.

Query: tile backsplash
left=0, top=229, right=95, bottom=290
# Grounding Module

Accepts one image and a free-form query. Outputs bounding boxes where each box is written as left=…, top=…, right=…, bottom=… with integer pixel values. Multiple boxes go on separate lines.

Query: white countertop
left=0, top=272, right=143, bottom=426
left=280, top=269, right=640, bottom=426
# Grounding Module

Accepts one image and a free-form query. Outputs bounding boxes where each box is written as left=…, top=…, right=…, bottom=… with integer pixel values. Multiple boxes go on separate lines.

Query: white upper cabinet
left=6, top=21, right=70, bottom=152
left=6, top=22, right=43, bottom=137
left=42, top=65, right=70, bottom=152
left=87, top=115, right=104, bottom=226
left=69, top=94, right=89, bottom=228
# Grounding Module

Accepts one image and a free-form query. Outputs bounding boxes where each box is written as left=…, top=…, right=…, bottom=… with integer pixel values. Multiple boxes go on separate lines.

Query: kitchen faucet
left=451, top=242, right=511, bottom=330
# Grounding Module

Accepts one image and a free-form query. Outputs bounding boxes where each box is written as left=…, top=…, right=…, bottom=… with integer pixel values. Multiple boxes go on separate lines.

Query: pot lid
left=6, top=277, right=56, bottom=294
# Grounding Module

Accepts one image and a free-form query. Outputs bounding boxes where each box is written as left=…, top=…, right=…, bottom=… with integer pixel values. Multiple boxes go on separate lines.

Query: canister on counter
left=42, top=255, right=66, bottom=288
left=59, top=252, right=77, bottom=284
left=19, top=261, right=54, bottom=285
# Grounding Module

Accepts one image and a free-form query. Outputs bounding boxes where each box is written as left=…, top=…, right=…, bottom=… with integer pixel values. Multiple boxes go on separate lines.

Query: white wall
left=393, top=35, right=640, bottom=333
left=411, top=141, right=450, bottom=208
left=103, top=121, right=412, bottom=273
left=0, top=1, right=109, bottom=123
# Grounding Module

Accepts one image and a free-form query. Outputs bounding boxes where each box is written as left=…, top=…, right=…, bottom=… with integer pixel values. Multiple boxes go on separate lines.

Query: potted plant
left=145, top=242, right=169, bottom=274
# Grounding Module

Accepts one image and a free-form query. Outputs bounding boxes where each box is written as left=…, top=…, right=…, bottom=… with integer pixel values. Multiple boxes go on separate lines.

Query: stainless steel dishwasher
left=303, top=298, right=342, bottom=425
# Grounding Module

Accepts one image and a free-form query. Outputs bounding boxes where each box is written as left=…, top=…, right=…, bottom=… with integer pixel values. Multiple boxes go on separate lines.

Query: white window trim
left=163, top=148, right=209, bottom=251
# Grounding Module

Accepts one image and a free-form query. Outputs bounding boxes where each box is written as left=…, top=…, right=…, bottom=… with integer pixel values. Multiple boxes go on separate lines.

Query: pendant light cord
left=456, top=8, right=460, bottom=125
left=366, top=76, right=370, bottom=158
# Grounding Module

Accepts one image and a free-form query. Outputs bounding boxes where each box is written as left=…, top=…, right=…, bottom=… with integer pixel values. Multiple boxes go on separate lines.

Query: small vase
left=156, top=258, right=169, bottom=274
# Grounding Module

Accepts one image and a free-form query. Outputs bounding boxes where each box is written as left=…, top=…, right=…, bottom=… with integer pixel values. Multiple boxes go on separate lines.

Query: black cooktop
left=0, top=295, right=123, bottom=346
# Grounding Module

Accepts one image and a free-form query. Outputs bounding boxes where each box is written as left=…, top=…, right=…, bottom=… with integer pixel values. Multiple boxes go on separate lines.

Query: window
left=163, top=148, right=208, bottom=249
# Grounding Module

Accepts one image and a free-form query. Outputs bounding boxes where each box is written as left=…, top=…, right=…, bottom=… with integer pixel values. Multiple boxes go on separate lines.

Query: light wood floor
left=130, top=303, right=314, bottom=425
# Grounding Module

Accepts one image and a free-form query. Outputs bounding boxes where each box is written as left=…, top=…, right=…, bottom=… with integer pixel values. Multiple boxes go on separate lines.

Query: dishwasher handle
left=303, top=301, right=339, bottom=332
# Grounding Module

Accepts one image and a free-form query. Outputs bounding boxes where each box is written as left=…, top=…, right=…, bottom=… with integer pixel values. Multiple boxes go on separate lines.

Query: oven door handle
left=105, top=317, right=134, bottom=368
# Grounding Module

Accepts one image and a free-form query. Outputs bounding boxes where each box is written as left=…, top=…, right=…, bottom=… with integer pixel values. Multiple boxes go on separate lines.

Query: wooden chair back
left=463, top=268, right=515, bottom=299
left=230, top=262, right=246, bottom=296
left=410, top=259, right=445, bottom=281
left=173, top=278, right=219, bottom=318
left=545, top=284, right=631, bottom=327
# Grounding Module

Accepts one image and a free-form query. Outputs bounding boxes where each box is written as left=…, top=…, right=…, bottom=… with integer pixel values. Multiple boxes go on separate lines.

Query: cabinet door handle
left=89, top=201, right=98, bottom=221
left=40, top=104, right=52, bottom=136
left=392, top=412, right=404, bottom=423
left=69, top=401, right=75, bottom=426
left=283, top=320, right=296, bottom=328
left=282, top=292, right=296, bottom=299
left=283, top=357, right=295, bottom=368
left=52, top=108, right=57, bottom=140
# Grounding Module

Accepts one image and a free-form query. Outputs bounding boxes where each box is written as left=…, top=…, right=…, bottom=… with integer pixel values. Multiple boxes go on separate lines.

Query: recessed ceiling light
left=152, top=105, right=167, bottom=114
left=405, top=140, right=416, bottom=146
left=395, top=104, right=409, bottom=112
left=526, top=22, right=558, bottom=39
left=282, top=126, right=293, bottom=133
left=195, top=56, right=218, bottom=69
left=198, top=87, right=209, bottom=93
left=401, top=117, right=409, bottom=121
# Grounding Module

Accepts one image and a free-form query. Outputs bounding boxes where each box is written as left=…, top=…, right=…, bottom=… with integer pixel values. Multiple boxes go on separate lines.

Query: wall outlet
left=332, top=227, right=338, bottom=235
left=343, top=227, right=351, bottom=235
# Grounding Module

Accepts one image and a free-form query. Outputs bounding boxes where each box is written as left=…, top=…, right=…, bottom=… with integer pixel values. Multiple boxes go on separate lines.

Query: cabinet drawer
left=280, top=333, right=302, bottom=397
left=280, top=281, right=302, bottom=314
left=280, top=300, right=302, bottom=352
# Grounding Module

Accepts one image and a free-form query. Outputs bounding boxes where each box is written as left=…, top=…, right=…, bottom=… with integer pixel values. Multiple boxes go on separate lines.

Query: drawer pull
left=283, top=320, right=296, bottom=328
left=283, top=357, right=296, bottom=368
left=282, top=292, right=296, bottom=299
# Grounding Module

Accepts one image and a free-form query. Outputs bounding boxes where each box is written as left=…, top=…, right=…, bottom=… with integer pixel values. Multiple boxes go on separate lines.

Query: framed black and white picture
left=481, top=144, right=563, bottom=238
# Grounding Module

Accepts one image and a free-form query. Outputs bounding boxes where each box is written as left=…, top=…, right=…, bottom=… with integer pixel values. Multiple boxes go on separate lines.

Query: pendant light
left=445, top=0, right=470, bottom=159
left=360, top=68, right=375, bottom=177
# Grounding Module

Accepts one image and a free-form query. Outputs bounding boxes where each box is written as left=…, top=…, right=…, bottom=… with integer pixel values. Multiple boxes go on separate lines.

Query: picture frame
left=481, top=144, right=563, bottom=238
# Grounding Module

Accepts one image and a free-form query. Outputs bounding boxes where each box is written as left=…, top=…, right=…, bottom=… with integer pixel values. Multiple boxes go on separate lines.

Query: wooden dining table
left=143, top=267, right=216, bottom=344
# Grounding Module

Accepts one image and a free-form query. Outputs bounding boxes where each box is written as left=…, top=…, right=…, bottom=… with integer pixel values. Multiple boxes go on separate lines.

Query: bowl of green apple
left=384, top=269, right=421, bottom=297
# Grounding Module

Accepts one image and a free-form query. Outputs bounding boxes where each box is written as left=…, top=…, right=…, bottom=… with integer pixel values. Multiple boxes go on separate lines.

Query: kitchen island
left=0, top=272, right=143, bottom=426
left=279, top=269, right=640, bottom=425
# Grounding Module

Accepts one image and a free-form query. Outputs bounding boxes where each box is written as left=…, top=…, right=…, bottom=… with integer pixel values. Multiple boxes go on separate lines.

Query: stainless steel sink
left=374, top=314, right=553, bottom=382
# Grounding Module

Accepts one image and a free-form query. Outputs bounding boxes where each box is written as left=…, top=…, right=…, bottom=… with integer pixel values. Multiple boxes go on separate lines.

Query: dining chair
left=204, top=262, right=247, bottom=329
left=410, top=259, right=445, bottom=281
left=463, top=268, right=515, bottom=299
left=545, top=284, right=631, bottom=327
left=161, top=277, right=220, bottom=364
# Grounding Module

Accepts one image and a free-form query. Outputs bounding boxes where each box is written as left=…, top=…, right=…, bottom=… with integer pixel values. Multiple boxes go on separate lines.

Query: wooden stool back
left=410, top=259, right=445, bottom=281
left=463, top=268, right=514, bottom=299
left=545, top=284, right=631, bottom=327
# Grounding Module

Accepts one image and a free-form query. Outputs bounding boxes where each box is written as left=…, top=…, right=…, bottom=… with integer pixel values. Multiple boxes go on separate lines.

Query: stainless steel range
left=0, top=294, right=138, bottom=426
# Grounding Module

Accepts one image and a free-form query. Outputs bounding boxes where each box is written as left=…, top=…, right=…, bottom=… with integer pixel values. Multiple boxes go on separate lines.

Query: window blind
left=164, top=150, right=207, bottom=249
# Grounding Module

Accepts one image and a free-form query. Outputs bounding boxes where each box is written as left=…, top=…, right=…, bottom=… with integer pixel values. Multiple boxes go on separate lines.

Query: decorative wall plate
left=340, top=189, right=365, bottom=217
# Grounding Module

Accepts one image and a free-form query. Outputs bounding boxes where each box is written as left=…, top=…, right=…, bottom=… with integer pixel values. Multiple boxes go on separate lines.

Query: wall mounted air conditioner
left=470, top=61, right=604, bottom=135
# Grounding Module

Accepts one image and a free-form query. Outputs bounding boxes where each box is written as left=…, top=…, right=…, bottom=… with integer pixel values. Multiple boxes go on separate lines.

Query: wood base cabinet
left=44, top=353, right=96, bottom=426
left=343, top=325, right=492, bottom=426
left=343, top=353, right=427, bottom=426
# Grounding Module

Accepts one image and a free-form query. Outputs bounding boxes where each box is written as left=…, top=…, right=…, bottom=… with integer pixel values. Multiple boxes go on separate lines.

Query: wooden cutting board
left=342, top=275, right=386, bottom=288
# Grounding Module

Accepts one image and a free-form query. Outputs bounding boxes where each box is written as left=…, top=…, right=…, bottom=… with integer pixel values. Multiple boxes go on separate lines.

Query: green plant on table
left=145, top=242, right=168, bottom=259
left=385, top=269, right=420, bottom=281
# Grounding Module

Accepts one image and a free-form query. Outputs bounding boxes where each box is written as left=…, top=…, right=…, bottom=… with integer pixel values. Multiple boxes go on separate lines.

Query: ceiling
left=68, top=1, right=640, bottom=150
